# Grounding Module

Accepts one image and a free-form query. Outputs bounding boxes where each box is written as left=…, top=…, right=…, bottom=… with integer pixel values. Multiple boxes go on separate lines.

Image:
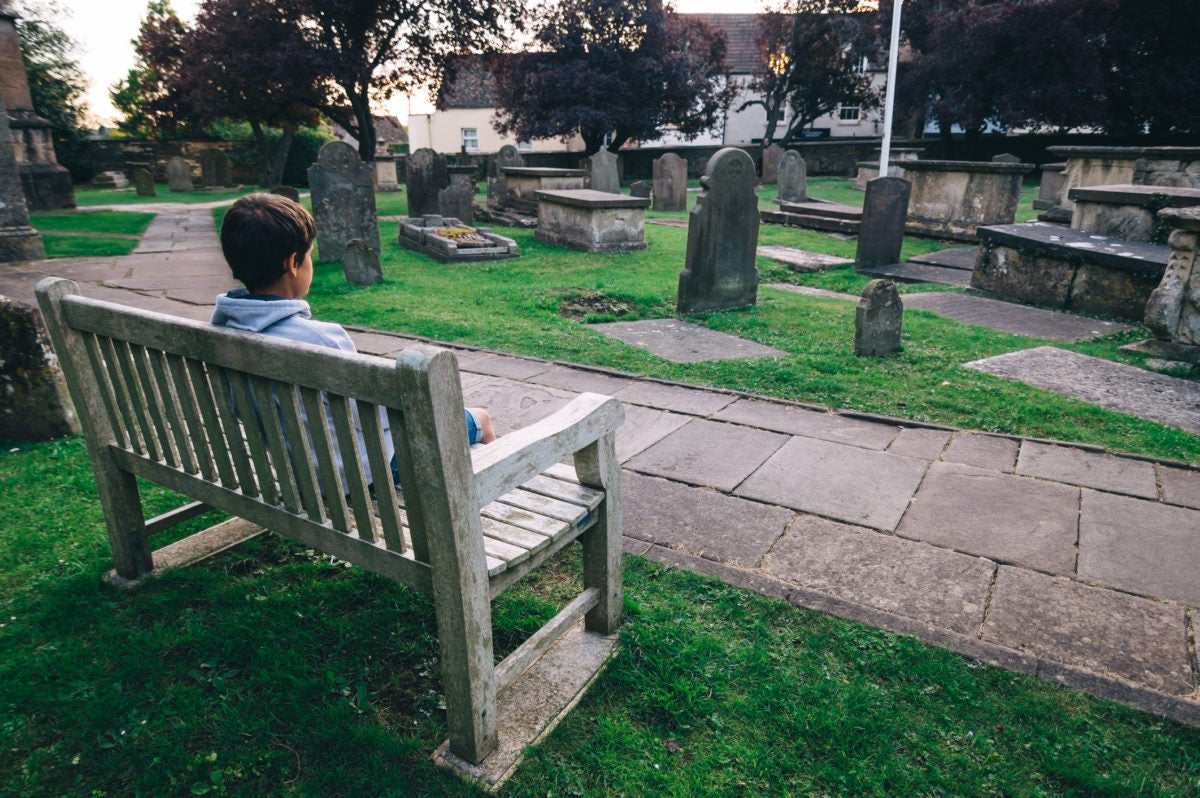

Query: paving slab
left=965, top=346, right=1200, bottom=434
left=347, top=330, right=417, bottom=357
left=856, top=261, right=973, bottom=287
left=462, top=354, right=557, bottom=380
left=460, top=376, right=576, bottom=434
left=904, top=292, right=1135, bottom=342
left=735, top=436, right=928, bottom=531
left=886, top=427, right=953, bottom=460
left=612, top=381, right=737, bottom=416
left=585, top=319, right=786, bottom=362
left=764, top=282, right=858, bottom=302
left=896, top=461, right=1080, bottom=575
left=1016, top=441, right=1158, bottom=499
left=713, top=398, right=900, bottom=450
left=942, top=432, right=1019, bottom=471
left=614, top=404, right=693, bottom=463
left=624, top=418, right=788, bottom=491
left=907, top=247, right=979, bottom=270
left=757, top=246, right=852, bottom=273
left=1157, top=464, right=1200, bottom=510
left=762, top=514, right=996, bottom=635
left=981, top=566, right=1193, bottom=695
left=101, top=273, right=240, bottom=293
left=623, top=472, right=793, bottom=567
left=526, top=366, right=636, bottom=396
left=1079, top=491, right=1200, bottom=608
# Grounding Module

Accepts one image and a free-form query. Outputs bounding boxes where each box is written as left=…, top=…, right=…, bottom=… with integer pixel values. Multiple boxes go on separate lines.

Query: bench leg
left=434, top=577, right=499, bottom=764
left=576, top=432, right=623, bottom=635
left=92, top=456, right=153, bottom=581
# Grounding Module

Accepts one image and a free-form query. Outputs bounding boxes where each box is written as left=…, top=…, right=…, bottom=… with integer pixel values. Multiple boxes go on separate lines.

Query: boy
left=212, top=193, right=494, bottom=488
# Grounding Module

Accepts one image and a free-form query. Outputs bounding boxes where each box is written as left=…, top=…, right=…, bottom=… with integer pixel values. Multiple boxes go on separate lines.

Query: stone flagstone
left=625, top=418, right=788, bottom=492
left=1016, top=441, right=1158, bottom=498
left=586, top=318, right=784, bottom=362
left=713, top=398, right=900, bottom=450
left=758, top=245, right=850, bottom=273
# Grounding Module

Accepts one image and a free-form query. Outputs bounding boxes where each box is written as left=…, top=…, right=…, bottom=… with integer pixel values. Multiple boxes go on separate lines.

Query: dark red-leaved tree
left=298, top=0, right=523, bottom=161
left=745, top=0, right=880, bottom=149
left=487, top=0, right=733, bottom=155
left=110, top=0, right=190, bottom=138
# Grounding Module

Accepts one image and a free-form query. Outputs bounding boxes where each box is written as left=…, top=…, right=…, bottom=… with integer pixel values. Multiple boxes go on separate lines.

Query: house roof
left=682, top=13, right=763, bottom=74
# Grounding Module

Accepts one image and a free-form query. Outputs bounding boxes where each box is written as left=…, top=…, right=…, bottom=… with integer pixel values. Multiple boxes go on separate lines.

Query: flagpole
left=879, top=0, right=903, bottom=177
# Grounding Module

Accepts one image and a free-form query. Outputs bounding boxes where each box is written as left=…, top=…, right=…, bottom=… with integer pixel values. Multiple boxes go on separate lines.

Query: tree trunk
left=270, top=126, right=296, bottom=186
left=349, top=88, right=376, bottom=162
left=250, top=120, right=275, bottom=187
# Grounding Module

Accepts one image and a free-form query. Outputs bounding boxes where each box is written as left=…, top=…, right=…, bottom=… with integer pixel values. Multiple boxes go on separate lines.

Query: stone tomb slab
left=758, top=245, right=851, bottom=273
left=903, top=292, right=1135, bottom=343
left=533, top=189, right=649, bottom=253
left=624, top=418, right=788, bottom=492
left=981, top=566, right=1193, bottom=695
left=856, top=261, right=974, bottom=288
left=735, top=437, right=929, bottom=531
left=623, top=472, right=794, bottom=568
left=586, top=319, right=785, bottom=363
left=762, top=515, right=996, bottom=635
left=965, top=346, right=1200, bottom=434
left=896, top=461, right=1079, bottom=575
left=906, top=247, right=979, bottom=271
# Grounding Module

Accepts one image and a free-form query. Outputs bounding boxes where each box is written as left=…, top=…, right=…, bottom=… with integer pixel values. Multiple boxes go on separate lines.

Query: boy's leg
left=465, top=407, right=496, bottom=444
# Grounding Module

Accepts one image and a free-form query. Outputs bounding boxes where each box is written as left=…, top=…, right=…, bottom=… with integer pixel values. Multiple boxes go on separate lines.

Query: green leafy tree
left=109, top=0, right=189, bottom=138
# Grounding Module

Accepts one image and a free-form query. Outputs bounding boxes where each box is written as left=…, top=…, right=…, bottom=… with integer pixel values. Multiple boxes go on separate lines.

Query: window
left=517, top=139, right=533, bottom=152
left=838, top=105, right=861, bottom=123
left=461, top=128, right=479, bottom=152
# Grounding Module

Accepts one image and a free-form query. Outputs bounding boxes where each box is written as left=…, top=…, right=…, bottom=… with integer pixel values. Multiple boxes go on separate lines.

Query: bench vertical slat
left=211, top=367, right=259, bottom=496
left=220, top=368, right=271, bottom=502
left=361, top=405, right=406, bottom=553
left=185, top=359, right=239, bottom=489
left=130, top=344, right=179, bottom=468
left=300, top=387, right=349, bottom=530
left=95, top=335, right=143, bottom=454
left=270, top=380, right=324, bottom=519
left=389, top=413, right=429, bottom=561
left=150, top=349, right=199, bottom=475
left=575, top=432, right=623, bottom=635
left=81, top=332, right=131, bottom=451
left=328, top=395, right=377, bottom=542
left=112, top=339, right=161, bottom=461
left=249, top=376, right=305, bottom=515
left=166, top=354, right=217, bottom=482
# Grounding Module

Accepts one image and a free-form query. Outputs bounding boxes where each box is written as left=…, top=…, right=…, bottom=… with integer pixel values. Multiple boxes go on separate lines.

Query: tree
left=744, top=0, right=879, bottom=149
left=10, top=0, right=91, bottom=178
left=170, top=0, right=324, bottom=185
left=109, top=0, right=189, bottom=138
left=298, top=0, right=524, bottom=161
left=487, top=0, right=733, bottom=155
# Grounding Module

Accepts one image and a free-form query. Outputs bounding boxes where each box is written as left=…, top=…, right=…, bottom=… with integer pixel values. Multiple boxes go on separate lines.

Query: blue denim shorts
left=465, top=408, right=483, bottom=445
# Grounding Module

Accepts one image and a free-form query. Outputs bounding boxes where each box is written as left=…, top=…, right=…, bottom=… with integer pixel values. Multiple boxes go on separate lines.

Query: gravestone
left=438, top=183, right=475, bottom=224
left=165, top=156, right=193, bottom=193
left=776, top=150, right=807, bottom=203
left=630, top=180, right=651, bottom=199
left=855, top=280, right=903, bottom=357
left=589, top=148, right=620, bottom=194
left=497, top=144, right=524, bottom=170
left=340, top=238, right=384, bottom=287
left=0, top=296, right=77, bottom=440
left=992, top=153, right=1021, bottom=164
left=677, top=148, right=760, bottom=313
left=652, top=153, right=687, bottom=212
left=406, top=147, right=449, bottom=218
left=270, top=185, right=300, bottom=202
left=200, top=148, right=233, bottom=187
left=0, top=89, right=43, bottom=261
left=761, top=143, right=785, bottom=184
left=306, top=140, right=380, bottom=262
left=374, top=153, right=400, bottom=191
left=133, top=168, right=156, bottom=197
left=90, top=171, right=128, bottom=189
left=855, top=177, right=911, bottom=269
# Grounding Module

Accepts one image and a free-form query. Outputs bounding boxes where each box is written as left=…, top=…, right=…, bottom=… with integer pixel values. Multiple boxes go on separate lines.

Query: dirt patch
left=558, top=289, right=638, bottom=321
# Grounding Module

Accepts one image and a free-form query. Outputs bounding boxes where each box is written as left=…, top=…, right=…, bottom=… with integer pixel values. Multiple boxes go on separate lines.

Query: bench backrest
left=36, top=278, right=480, bottom=590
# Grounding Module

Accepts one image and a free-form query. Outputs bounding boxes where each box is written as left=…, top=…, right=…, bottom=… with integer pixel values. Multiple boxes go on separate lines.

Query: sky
left=47, top=0, right=766, bottom=127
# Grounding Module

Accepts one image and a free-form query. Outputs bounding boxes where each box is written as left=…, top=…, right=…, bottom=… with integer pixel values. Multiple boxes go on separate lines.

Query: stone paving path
left=6, top=204, right=1199, bottom=725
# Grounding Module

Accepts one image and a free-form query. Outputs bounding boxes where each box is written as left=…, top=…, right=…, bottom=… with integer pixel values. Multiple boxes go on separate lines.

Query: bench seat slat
left=517, top=474, right=604, bottom=509
left=495, top=488, right=590, bottom=525
left=479, top=501, right=572, bottom=540
left=481, top=517, right=552, bottom=557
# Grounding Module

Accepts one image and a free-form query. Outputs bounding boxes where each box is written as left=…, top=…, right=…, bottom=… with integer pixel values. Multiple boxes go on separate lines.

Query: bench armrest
left=471, top=392, right=624, bottom=506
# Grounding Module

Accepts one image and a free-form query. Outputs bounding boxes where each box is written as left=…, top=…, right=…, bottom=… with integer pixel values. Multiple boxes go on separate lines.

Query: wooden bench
left=36, top=277, right=625, bottom=781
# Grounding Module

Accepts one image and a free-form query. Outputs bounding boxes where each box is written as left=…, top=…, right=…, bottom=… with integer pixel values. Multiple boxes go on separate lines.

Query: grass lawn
left=31, top=210, right=157, bottom=258
left=0, top=437, right=1197, bottom=797
left=74, top=185, right=261, bottom=207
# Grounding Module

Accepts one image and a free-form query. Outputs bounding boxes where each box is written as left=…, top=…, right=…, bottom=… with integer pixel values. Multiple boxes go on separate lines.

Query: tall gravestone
left=307, top=140, right=381, bottom=262
left=0, top=295, right=77, bottom=440
left=438, top=183, right=475, bottom=224
left=406, top=147, right=449, bottom=218
left=133, top=168, right=156, bottom=197
left=855, top=279, right=903, bottom=357
left=760, top=143, right=785, bottom=184
left=0, top=88, right=42, bottom=261
left=652, top=153, right=687, bottom=212
left=341, top=238, right=384, bottom=287
left=165, top=156, right=193, bottom=193
left=855, top=177, right=911, bottom=269
left=776, top=150, right=807, bottom=203
left=589, top=148, right=620, bottom=194
left=199, top=148, right=232, bottom=187
left=677, top=148, right=760, bottom=313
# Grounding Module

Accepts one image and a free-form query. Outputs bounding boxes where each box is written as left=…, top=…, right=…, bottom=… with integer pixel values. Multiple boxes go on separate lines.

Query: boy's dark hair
left=220, top=193, right=317, bottom=291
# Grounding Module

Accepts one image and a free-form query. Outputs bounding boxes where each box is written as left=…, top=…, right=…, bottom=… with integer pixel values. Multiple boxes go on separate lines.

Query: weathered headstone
left=438, top=183, right=475, bottom=224
left=497, top=144, right=524, bottom=170
left=406, top=147, right=450, bottom=218
left=0, top=89, right=43, bottom=261
left=776, top=150, right=807, bottom=203
left=340, top=239, right=384, bottom=287
left=133, top=168, right=156, bottom=197
left=677, top=148, right=760, bottom=313
left=0, top=296, right=78, bottom=440
left=306, top=140, right=380, bottom=262
left=269, top=185, right=300, bottom=202
left=761, top=143, right=785, bottom=184
left=855, top=279, right=903, bottom=357
left=199, top=148, right=232, bottom=187
left=992, top=153, right=1021, bottom=164
left=165, top=156, right=193, bottom=193
left=652, top=153, right=687, bottom=212
left=630, top=180, right=652, bottom=199
left=855, top=177, right=911, bottom=269
left=589, top=148, right=620, bottom=194
left=90, top=171, right=129, bottom=189
left=374, top=153, right=400, bottom=191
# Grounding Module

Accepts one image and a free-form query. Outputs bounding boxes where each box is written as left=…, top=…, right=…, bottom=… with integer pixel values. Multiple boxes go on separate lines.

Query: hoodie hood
left=211, top=288, right=312, bottom=333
